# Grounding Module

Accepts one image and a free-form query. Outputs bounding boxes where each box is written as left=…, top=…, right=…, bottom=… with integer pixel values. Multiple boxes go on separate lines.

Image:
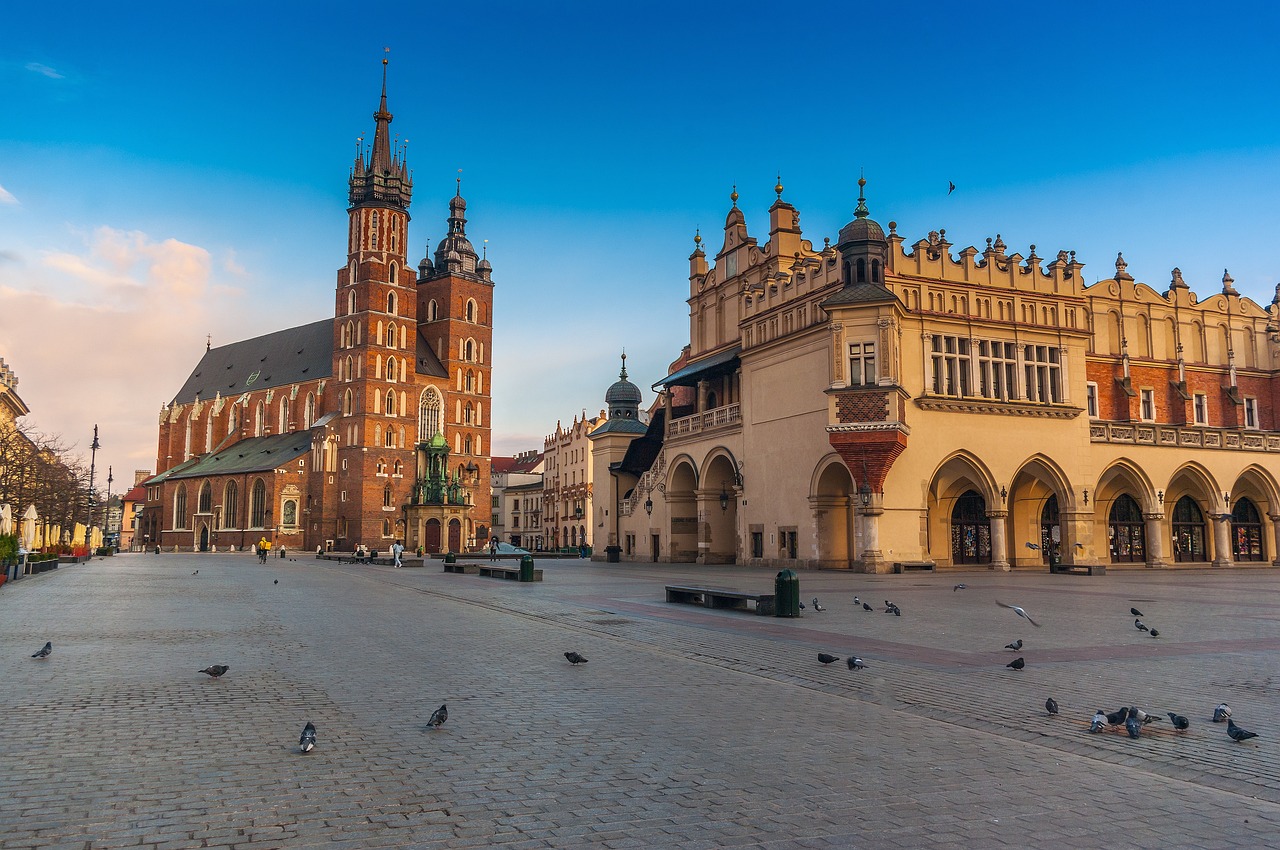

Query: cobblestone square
left=2, top=555, right=1278, bottom=848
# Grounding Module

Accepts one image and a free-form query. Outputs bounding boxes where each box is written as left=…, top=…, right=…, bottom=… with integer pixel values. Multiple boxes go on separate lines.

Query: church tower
left=327, top=56, right=420, bottom=546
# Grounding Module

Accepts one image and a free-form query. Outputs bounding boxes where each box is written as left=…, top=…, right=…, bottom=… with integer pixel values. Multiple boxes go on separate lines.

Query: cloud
left=0, top=184, right=17, bottom=205
left=25, top=62, right=64, bottom=80
left=0, top=250, right=19, bottom=265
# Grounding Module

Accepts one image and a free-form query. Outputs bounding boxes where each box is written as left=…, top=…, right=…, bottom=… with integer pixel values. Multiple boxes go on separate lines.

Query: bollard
left=444, top=552, right=456, bottom=565
left=774, top=569, right=800, bottom=617
left=519, top=554, right=535, bottom=582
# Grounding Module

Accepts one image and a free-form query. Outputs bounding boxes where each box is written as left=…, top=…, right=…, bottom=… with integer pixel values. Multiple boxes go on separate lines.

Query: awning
left=652, top=346, right=741, bottom=390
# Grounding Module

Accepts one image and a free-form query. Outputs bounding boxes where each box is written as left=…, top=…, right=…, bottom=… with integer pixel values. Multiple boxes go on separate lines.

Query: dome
left=477, top=256, right=492, bottom=272
left=427, top=432, right=448, bottom=449
left=605, top=375, right=642, bottom=406
left=836, top=176, right=886, bottom=248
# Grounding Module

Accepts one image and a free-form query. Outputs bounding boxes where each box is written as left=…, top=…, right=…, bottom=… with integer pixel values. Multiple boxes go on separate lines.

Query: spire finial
left=206, top=333, right=211, bottom=352
left=619, top=350, right=628, bottom=380
left=456, top=168, right=462, bottom=197
left=854, top=169, right=869, bottom=219
left=775, top=174, right=784, bottom=198
left=694, top=228, right=702, bottom=246
left=482, top=239, right=488, bottom=259
left=730, top=183, right=738, bottom=207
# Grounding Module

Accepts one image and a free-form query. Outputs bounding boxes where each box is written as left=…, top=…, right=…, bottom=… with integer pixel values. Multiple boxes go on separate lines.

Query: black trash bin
left=519, top=555, right=535, bottom=582
left=444, top=552, right=456, bottom=565
left=775, top=569, right=800, bottom=617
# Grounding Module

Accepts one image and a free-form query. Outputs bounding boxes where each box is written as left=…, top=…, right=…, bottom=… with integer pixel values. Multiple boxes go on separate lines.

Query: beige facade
left=599, top=180, right=1280, bottom=572
left=543, top=413, right=603, bottom=551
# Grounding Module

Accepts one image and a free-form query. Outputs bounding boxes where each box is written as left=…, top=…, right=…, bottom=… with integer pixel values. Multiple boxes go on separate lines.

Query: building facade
left=543, top=412, right=605, bottom=552
left=140, top=64, right=494, bottom=554
left=599, top=179, right=1280, bottom=571
left=490, top=450, right=543, bottom=548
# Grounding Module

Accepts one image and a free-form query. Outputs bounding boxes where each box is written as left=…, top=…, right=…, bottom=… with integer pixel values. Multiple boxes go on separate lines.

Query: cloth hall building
left=139, top=68, right=494, bottom=555
left=593, top=179, right=1280, bottom=572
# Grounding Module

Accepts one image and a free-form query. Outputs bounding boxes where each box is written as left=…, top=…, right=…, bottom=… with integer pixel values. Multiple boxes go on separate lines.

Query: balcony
left=667, top=403, right=741, bottom=439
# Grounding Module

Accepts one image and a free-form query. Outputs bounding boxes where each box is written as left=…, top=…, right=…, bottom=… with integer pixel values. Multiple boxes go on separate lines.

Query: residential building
left=543, top=411, right=605, bottom=552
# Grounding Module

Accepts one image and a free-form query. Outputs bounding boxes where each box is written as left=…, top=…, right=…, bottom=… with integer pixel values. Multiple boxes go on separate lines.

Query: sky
left=3, top=0, right=1280, bottom=485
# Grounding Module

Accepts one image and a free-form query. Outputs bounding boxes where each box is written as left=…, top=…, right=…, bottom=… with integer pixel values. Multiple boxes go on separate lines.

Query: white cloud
left=25, top=62, right=64, bottom=80
left=0, top=184, right=17, bottom=205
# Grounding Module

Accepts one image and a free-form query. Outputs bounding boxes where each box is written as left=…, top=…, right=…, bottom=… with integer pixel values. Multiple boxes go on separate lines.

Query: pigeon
left=948, top=181, right=956, bottom=195
left=1105, top=707, right=1129, bottom=726
left=31, top=641, right=52, bottom=659
left=564, top=651, right=588, bottom=665
left=427, top=704, right=448, bottom=729
left=862, top=602, right=873, bottom=612
left=818, top=652, right=840, bottom=665
left=274, top=579, right=279, bottom=585
left=996, top=600, right=1041, bottom=627
left=1227, top=719, right=1259, bottom=742
left=1091, top=710, right=1109, bottom=732
left=1005, top=639, right=1023, bottom=651
left=1167, top=712, right=1190, bottom=731
left=1134, top=619, right=1149, bottom=632
left=1125, top=707, right=1142, bottom=739
left=853, top=596, right=860, bottom=606
left=1213, top=704, right=1231, bottom=723
left=1130, top=607, right=1143, bottom=617
left=299, top=721, right=317, bottom=753
left=1133, top=708, right=1161, bottom=725
left=199, top=665, right=229, bottom=679
left=192, top=570, right=199, bottom=575
left=1006, top=657, right=1025, bottom=670
left=1149, top=628, right=1160, bottom=638
left=799, top=601, right=806, bottom=610
left=883, top=600, right=894, bottom=612
left=812, top=597, right=825, bottom=612
left=1025, top=541, right=1040, bottom=550
left=953, top=583, right=967, bottom=591
left=847, top=656, right=867, bottom=670
left=1045, top=697, right=1059, bottom=716
left=892, top=606, right=901, bottom=617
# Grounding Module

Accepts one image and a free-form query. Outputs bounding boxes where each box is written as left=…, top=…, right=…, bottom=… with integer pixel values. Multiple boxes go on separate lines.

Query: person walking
left=392, top=539, right=403, bottom=568
left=489, top=537, right=499, bottom=562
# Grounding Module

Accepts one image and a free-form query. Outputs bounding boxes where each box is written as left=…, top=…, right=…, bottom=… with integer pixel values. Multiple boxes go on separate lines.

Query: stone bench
left=665, top=585, right=775, bottom=616
left=893, top=561, right=935, bottom=573
left=477, top=565, right=543, bottom=581
left=442, top=562, right=480, bottom=574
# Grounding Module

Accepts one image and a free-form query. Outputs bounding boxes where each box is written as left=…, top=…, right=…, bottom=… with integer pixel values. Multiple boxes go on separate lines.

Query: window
left=198, top=481, right=212, bottom=514
left=977, top=340, right=1018, bottom=401
left=387, top=323, right=397, bottom=349
left=223, top=481, right=238, bottom=529
left=343, top=389, right=353, bottom=416
left=386, top=357, right=397, bottom=384
left=464, top=339, right=474, bottom=361
left=249, top=479, right=267, bottom=528
left=1023, top=344, right=1062, bottom=404
left=393, top=459, right=403, bottom=476
left=1086, top=382, right=1099, bottom=418
left=419, top=389, right=443, bottom=441
left=174, top=484, right=188, bottom=529
left=931, top=335, right=971, bottom=397
left=849, top=342, right=876, bottom=387
left=305, top=393, right=315, bottom=428
left=384, top=485, right=393, bottom=508
left=428, top=299, right=438, bottom=321
left=1193, top=393, right=1208, bottom=426
left=347, top=290, right=356, bottom=316
left=1140, top=388, right=1155, bottom=422
left=387, top=291, right=397, bottom=315
left=385, top=390, right=396, bottom=416
left=384, top=428, right=395, bottom=448
left=255, top=401, right=265, bottom=437
left=466, top=299, right=476, bottom=322
left=1244, top=397, right=1258, bottom=429
left=370, top=211, right=379, bottom=248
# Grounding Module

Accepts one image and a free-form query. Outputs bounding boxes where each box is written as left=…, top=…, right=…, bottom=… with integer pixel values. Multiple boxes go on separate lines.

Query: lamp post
left=106, top=466, right=114, bottom=548
left=84, top=425, right=100, bottom=555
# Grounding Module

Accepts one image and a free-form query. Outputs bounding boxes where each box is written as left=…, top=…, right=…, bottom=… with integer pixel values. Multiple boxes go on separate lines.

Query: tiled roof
left=171, top=319, right=334, bottom=404
left=159, top=432, right=313, bottom=481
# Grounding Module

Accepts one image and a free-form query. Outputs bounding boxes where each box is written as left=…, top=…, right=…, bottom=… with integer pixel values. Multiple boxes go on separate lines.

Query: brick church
left=138, top=62, right=493, bottom=554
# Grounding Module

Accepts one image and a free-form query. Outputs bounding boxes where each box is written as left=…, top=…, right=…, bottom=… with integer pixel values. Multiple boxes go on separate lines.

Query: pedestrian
left=392, top=539, right=403, bottom=568
left=579, top=542, right=587, bottom=559
left=489, top=537, right=499, bottom=562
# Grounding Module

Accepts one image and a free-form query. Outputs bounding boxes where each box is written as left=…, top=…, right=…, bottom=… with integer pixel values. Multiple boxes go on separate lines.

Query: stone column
left=987, top=510, right=1010, bottom=571
left=1058, top=508, right=1104, bottom=574
left=1211, top=513, right=1233, bottom=568
left=858, top=496, right=886, bottom=573
left=1143, top=513, right=1167, bottom=568
left=1270, top=513, right=1280, bottom=566
left=696, top=380, right=708, bottom=414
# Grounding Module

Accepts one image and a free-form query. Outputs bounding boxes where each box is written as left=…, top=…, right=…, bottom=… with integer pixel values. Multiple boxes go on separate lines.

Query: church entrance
left=448, top=519, right=462, bottom=553
left=198, top=525, right=209, bottom=552
left=424, top=519, right=441, bottom=553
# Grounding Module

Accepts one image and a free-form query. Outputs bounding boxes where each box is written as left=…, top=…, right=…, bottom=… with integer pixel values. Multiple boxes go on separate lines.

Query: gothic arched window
left=249, top=478, right=267, bottom=528
left=418, top=388, right=443, bottom=441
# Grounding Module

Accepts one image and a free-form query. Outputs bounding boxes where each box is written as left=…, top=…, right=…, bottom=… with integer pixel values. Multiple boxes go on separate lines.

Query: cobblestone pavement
left=2, top=554, right=1279, bottom=849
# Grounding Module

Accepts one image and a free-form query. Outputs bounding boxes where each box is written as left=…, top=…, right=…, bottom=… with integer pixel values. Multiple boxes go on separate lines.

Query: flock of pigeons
left=807, top=593, right=1262, bottom=745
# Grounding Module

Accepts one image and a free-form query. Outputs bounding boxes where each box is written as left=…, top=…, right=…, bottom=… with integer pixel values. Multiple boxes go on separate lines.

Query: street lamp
left=106, top=466, right=114, bottom=548
left=644, top=497, right=653, bottom=516
left=84, top=425, right=100, bottom=555
left=719, top=485, right=730, bottom=512
left=858, top=480, right=872, bottom=508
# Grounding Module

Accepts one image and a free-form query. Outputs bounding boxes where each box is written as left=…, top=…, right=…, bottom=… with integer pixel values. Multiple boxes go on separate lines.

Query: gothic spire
left=348, top=52, right=412, bottom=212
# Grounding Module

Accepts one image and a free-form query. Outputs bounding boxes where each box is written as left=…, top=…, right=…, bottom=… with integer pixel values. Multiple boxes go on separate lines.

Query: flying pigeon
left=1149, top=628, right=1160, bottom=638
left=953, top=583, right=967, bottom=591
left=427, top=704, right=448, bottom=729
left=1125, top=707, right=1142, bottom=739
left=1045, top=697, right=1059, bottom=716
left=564, top=651, right=588, bottom=665
left=1005, top=639, right=1023, bottom=651
left=847, top=656, right=867, bottom=670
left=948, top=181, right=956, bottom=195
left=1006, top=657, right=1025, bottom=670
left=862, top=602, right=873, bottom=612
left=996, top=600, right=1041, bottom=627
left=192, top=570, right=198, bottom=575
left=1091, top=710, right=1109, bottom=733
left=1213, top=704, right=1231, bottom=723
left=1134, top=619, right=1149, bottom=632
left=31, top=641, right=52, bottom=659
left=1130, top=607, right=1143, bottom=617
left=1167, top=712, right=1190, bottom=731
left=199, top=665, right=229, bottom=679
left=1105, top=707, right=1129, bottom=726
left=299, top=721, right=317, bottom=753
left=1025, top=541, right=1039, bottom=550
left=812, top=597, right=825, bottom=612
left=818, top=652, right=840, bottom=665
left=1227, top=719, right=1259, bottom=742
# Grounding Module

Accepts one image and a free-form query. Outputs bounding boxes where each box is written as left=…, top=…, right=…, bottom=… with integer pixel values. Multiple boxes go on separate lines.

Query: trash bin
left=775, top=569, right=800, bottom=617
left=444, top=552, right=456, bottom=565
left=519, top=554, right=535, bottom=582
left=605, top=545, right=621, bottom=563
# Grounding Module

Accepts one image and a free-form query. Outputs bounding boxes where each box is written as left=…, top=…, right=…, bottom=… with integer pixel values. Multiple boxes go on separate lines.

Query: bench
left=893, top=561, right=935, bottom=573
left=1051, top=561, right=1097, bottom=576
left=477, top=565, right=543, bottom=582
left=442, top=562, right=481, bottom=574
left=665, top=585, right=776, bottom=616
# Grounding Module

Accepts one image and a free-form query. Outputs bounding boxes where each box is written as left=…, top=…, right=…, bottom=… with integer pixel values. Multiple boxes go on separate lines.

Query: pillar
left=858, top=496, right=886, bottom=573
left=1211, top=513, right=1233, bottom=568
left=988, top=509, right=1010, bottom=571
left=1143, top=512, right=1168, bottom=568
left=1270, top=513, right=1280, bottom=566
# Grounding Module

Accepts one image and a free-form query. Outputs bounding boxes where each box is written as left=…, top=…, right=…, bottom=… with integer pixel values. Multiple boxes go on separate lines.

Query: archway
left=1171, top=496, right=1207, bottom=562
left=665, top=457, right=698, bottom=562
left=1108, top=495, right=1145, bottom=563
left=448, top=518, right=462, bottom=553
left=1096, top=460, right=1158, bottom=566
left=198, top=524, right=209, bottom=552
left=951, top=491, right=991, bottom=565
left=701, top=452, right=740, bottom=564
left=424, top=519, right=441, bottom=553
left=1009, top=456, right=1072, bottom=568
left=1231, top=498, right=1265, bottom=562
left=811, top=456, right=855, bottom=569
left=927, top=452, right=1000, bottom=568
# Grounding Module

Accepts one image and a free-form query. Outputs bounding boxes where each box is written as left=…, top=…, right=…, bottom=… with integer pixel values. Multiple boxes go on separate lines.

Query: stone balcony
left=666, top=403, right=741, bottom=439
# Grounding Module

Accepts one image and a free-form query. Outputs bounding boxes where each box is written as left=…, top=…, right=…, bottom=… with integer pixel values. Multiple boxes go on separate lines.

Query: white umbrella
left=0, top=502, right=12, bottom=536
left=20, top=504, right=38, bottom=551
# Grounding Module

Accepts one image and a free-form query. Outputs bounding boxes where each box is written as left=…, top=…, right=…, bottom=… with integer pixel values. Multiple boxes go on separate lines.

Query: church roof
left=170, top=319, right=334, bottom=405
left=415, top=327, right=449, bottom=377
left=159, top=432, right=314, bottom=481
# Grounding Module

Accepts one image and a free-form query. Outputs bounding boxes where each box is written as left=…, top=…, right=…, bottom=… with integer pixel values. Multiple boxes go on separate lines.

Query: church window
left=387, top=323, right=397, bottom=349
left=465, top=434, right=473, bottom=455
left=175, top=484, right=188, bottom=529
left=255, top=401, right=266, bottom=436
left=305, top=393, right=315, bottom=428
left=389, top=261, right=398, bottom=283
left=465, top=371, right=474, bottom=392
left=376, top=321, right=383, bottom=345
left=249, top=478, right=267, bottom=528
left=387, top=291, right=397, bottom=315
left=464, top=402, right=474, bottom=425
left=343, top=389, right=353, bottom=416
left=385, top=390, right=396, bottom=416
left=418, top=388, right=443, bottom=441
left=278, top=398, right=288, bottom=434
left=204, top=413, right=213, bottom=453
left=348, top=291, right=356, bottom=316
left=466, top=299, right=476, bottom=322
left=428, top=299, right=438, bottom=321
left=872, top=259, right=881, bottom=283
left=393, top=459, right=403, bottom=476
left=386, top=356, right=397, bottom=383
left=374, top=424, right=383, bottom=445
left=223, top=481, right=238, bottom=529
left=856, top=258, right=867, bottom=283
left=198, top=481, right=212, bottom=514
left=384, top=485, right=393, bottom=507
left=475, top=435, right=482, bottom=456
left=370, top=211, right=379, bottom=249
left=849, top=342, right=876, bottom=387
left=384, top=428, right=396, bottom=448
left=376, top=459, right=386, bottom=476
left=464, top=339, right=474, bottom=361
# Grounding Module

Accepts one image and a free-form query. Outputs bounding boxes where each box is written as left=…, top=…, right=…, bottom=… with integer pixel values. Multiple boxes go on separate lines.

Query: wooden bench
left=442, top=562, right=481, bottom=574
left=665, top=585, right=775, bottom=616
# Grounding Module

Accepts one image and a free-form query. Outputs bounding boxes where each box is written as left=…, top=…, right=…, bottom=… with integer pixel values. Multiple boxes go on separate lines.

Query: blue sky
left=3, top=1, right=1280, bottom=481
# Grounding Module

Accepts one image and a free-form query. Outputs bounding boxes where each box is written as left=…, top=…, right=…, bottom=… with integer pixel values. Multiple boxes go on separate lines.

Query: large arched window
left=387, top=322, right=397, bottom=349
left=343, top=389, right=354, bottom=416
left=1172, top=496, right=1206, bottom=562
left=464, top=339, right=474, bottom=361
left=278, top=398, right=288, bottom=434
left=466, top=299, right=476, bottom=322
left=198, top=480, right=212, bottom=514
left=419, top=388, right=443, bottom=441
left=385, top=390, right=396, bottom=416
left=175, top=484, right=188, bottom=529
left=464, top=402, right=474, bottom=424
left=250, top=478, right=267, bottom=528
left=255, top=401, right=265, bottom=437
left=205, top=412, right=213, bottom=453
left=344, top=355, right=353, bottom=382
left=347, top=290, right=356, bottom=316
left=950, top=490, right=990, bottom=565
left=1232, top=497, right=1265, bottom=561
left=387, top=291, right=397, bottom=315
left=304, top=393, right=315, bottom=428
left=223, top=480, right=238, bottom=529
left=384, top=484, right=393, bottom=508
left=428, top=299, right=438, bottom=321
left=1108, top=494, right=1145, bottom=563
left=386, top=356, right=397, bottom=383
